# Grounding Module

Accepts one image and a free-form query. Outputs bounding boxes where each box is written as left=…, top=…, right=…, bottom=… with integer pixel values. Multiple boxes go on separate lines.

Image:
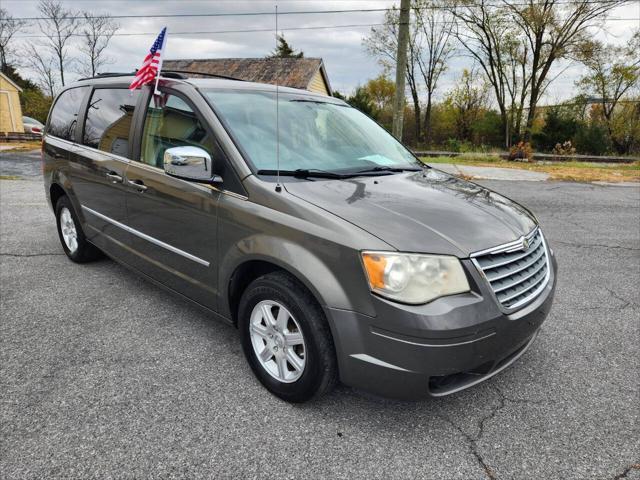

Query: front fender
left=218, top=233, right=376, bottom=319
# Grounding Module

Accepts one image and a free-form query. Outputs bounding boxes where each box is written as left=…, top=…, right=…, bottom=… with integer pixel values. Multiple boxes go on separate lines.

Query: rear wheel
left=55, top=195, right=102, bottom=263
left=239, top=271, right=337, bottom=402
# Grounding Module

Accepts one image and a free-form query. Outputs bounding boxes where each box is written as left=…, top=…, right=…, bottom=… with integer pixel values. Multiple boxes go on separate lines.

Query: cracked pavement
left=1, top=152, right=639, bottom=479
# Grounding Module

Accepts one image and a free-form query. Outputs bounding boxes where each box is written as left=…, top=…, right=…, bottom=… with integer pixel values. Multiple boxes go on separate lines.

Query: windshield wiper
left=256, top=168, right=349, bottom=179
left=353, top=166, right=423, bottom=174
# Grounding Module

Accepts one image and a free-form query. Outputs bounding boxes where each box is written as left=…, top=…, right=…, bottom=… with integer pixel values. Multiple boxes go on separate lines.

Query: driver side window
left=140, top=93, right=215, bottom=168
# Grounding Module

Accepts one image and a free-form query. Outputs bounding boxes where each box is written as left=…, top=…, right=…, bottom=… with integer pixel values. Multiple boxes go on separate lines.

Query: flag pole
left=154, top=27, right=168, bottom=96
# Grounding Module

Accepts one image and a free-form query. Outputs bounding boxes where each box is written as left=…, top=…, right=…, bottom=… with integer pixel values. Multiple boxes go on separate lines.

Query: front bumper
left=325, top=254, right=557, bottom=400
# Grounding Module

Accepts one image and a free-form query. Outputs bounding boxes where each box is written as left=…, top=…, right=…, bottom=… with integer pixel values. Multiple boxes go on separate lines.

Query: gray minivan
left=43, top=72, right=556, bottom=402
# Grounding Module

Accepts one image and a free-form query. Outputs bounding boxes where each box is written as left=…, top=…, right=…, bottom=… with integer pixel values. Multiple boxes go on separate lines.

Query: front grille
left=472, top=228, right=550, bottom=311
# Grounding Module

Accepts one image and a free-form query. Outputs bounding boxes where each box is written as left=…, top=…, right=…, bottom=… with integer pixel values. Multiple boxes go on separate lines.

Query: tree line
left=356, top=0, right=639, bottom=155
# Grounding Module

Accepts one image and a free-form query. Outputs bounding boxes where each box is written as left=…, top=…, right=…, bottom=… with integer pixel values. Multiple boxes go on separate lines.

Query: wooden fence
left=0, top=132, right=42, bottom=142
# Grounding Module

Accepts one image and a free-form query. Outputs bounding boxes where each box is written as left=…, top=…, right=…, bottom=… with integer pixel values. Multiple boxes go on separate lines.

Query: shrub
left=472, top=110, right=503, bottom=147
left=574, top=123, right=610, bottom=155
left=508, top=141, right=533, bottom=161
left=445, top=138, right=461, bottom=152
left=552, top=141, right=576, bottom=157
left=533, top=107, right=579, bottom=152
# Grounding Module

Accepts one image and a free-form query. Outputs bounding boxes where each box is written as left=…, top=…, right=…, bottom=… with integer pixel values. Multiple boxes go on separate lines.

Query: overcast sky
left=5, top=0, right=640, bottom=103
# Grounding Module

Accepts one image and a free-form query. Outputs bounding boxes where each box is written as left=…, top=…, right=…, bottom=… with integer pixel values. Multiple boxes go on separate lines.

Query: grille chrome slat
left=485, top=245, right=546, bottom=282
left=492, top=258, right=547, bottom=294
left=471, top=228, right=550, bottom=311
left=497, top=267, right=547, bottom=302
left=476, top=234, right=543, bottom=270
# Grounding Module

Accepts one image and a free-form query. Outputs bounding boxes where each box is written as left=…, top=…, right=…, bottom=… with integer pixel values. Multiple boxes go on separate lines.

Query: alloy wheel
left=249, top=300, right=306, bottom=383
left=59, top=207, right=78, bottom=253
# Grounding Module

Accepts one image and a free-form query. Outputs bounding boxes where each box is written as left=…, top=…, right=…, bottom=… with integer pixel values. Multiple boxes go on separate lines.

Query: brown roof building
left=163, top=58, right=332, bottom=96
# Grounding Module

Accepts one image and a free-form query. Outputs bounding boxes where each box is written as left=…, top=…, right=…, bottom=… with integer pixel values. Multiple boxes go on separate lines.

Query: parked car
left=42, top=73, right=557, bottom=402
left=22, top=116, right=44, bottom=135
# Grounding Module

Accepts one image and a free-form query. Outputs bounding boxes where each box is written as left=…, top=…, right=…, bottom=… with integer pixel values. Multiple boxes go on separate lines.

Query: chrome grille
left=472, top=228, right=550, bottom=311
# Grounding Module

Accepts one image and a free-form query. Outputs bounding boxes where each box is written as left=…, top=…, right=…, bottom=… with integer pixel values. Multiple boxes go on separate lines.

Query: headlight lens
left=361, top=251, right=470, bottom=304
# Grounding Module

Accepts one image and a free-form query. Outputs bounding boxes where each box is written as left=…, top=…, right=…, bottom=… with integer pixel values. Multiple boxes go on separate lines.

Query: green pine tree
left=268, top=35, right=304, bottom=58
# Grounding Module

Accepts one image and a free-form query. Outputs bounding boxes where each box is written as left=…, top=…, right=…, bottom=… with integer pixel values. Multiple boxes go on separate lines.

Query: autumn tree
left=577, top=31, right=640, bottom=153
left=0, top=8, right=26, bottom=71
left=363, top=75, right=396, bottom=112
left=447, top=68, right=489, bottom=141
left=78, top=12, right=119, bottom=77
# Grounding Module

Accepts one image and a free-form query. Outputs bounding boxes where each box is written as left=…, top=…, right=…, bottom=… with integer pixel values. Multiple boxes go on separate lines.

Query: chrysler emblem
left=522, top=238, right=530, bottom=250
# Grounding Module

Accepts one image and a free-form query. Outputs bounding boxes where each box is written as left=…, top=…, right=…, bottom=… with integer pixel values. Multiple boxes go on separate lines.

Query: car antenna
left=275, top=5, right=282, bottom=193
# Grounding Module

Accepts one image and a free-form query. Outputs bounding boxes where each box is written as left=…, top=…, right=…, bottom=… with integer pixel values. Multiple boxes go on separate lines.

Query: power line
left=7, top=8, right=391, bottom=21
left=13, top=23, right=389, bottom=39
left=12, top=15, right=637, bottom=39
left=7, top=1, right=631, bottom=21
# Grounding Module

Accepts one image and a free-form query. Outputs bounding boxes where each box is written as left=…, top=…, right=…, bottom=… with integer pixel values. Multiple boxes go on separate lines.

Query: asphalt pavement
left=1, top=150, right=639, bottom=479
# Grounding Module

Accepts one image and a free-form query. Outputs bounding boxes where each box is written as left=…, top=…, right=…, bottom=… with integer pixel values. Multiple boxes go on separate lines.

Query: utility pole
left=392, top=0, right=411, bottom=140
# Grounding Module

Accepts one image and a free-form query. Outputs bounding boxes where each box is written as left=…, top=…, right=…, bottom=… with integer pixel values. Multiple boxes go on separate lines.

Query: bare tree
left=78, top=12, right=119, bottom=77
left=503, top=0, right=625, bottom=138
left=23, top=42, right=58, bottom=97
left=415, top=0, right=455, bottom=144
left=502, top=35, right=530, bottom=145
left=451, top=0, right=624, bottom=145
left=0, top=8, right=26, bottom=70
left=450, top=2, right=525, bottom=147
left=365, top=4, right=424, bottom=141
left=37, top=0, right=79, bottom=86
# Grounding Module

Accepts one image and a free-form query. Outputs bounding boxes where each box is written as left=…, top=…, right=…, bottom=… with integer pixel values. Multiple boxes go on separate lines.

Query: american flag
left=129, top=27, right=167, bottom=91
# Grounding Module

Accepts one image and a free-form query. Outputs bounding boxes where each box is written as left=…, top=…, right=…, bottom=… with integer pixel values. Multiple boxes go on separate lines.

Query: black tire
left=238, top=271, right=338, bottom=402
left=55, top=195, right=102, bottom=263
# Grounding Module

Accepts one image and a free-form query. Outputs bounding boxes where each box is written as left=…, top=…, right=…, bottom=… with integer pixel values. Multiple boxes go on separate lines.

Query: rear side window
left=83, top=88, right=140, bottom=157
left=47, top=87, right=89, bottom=141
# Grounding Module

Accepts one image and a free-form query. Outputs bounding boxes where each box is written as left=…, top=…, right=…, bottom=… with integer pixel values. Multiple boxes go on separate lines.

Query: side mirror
left=163, top=146, right=222, bottom=184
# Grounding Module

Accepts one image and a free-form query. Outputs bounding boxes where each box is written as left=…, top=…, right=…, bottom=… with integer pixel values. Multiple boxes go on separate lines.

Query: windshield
left=203, top=90, right=420, bottom=174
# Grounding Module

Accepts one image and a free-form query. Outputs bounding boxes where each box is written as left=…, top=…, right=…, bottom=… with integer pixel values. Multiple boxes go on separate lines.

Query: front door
left=69, top=87, right=141, bottom=260
left=123, top=92, right=221, bottom=310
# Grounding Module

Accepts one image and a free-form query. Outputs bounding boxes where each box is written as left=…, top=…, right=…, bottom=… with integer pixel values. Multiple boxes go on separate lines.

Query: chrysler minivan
left=42, top=72, right=556, bottom=402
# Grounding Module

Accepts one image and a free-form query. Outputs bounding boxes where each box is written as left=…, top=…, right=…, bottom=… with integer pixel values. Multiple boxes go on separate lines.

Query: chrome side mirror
left=163, top=146, right=222, bottom=183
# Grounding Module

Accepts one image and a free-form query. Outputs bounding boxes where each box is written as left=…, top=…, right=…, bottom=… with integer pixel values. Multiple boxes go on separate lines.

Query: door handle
left=106, top=172, right=123, bottom=183
left=126, top=178, right=148, bottom=192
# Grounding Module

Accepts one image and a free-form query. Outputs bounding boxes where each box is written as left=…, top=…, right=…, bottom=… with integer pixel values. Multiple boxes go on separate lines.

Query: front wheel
left=238, top=271, right=338, bottom=402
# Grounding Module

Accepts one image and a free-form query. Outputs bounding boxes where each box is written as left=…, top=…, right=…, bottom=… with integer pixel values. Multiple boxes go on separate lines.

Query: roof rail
left=78, top=72, right=136, bottom=81
left=161, top=70, right=245, bottom=82
left=77, top=70, right=244, bottom=83
left=159, top=71, right=188, bottom=79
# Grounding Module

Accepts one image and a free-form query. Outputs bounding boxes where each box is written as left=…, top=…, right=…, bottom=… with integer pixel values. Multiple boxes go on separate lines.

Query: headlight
left=361, top=251, right=470, bottom=304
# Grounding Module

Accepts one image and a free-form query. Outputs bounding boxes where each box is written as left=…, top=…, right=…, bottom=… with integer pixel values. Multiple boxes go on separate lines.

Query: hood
left=284, top=169, right=537, bottom=257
